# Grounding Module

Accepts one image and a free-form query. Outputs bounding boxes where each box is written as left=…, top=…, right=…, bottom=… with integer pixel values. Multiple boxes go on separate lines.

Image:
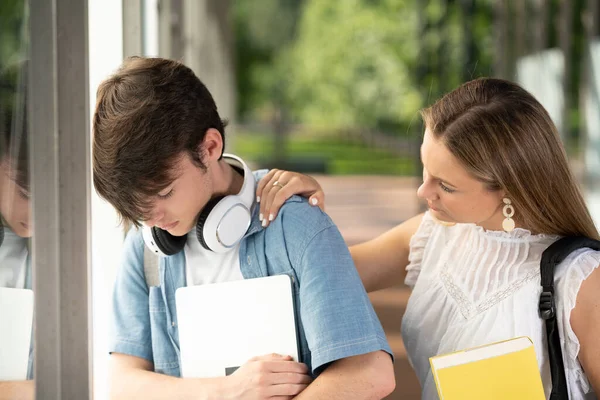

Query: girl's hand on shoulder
left=256, top=169, right=325, bottom=228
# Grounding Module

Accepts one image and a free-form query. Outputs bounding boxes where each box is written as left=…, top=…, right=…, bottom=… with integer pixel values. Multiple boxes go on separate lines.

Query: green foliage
left=233, top=0, right=305, bottom=117
left=0, top=0, right=27, bottom=68
left=284, top=0, right=422, bottom=132
left=0, top=0, right=27, bottom=132
left=232, top=0, right=499, bottom=136
left=232, top=131, right=416, bottom=176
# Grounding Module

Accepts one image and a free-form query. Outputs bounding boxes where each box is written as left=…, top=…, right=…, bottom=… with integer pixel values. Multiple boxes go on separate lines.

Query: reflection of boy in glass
left=0, top=63, right=33, bottom=399
left=0, top=62, right=31, bottom=274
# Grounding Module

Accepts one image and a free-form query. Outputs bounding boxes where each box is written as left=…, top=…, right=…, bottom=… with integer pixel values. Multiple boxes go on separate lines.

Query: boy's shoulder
left=259, top=195, right=337, bottom=252
left=279, top=195, right=332, bottom=226
left=121, top=225, right=148, bottom=267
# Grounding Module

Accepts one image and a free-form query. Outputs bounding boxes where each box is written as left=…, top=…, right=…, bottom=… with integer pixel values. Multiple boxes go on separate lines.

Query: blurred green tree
left=233, top=0, right=495, bottom=137
left=0, top=0, right=27, bottom=69
left=233, top=0, right=590, bottom=149
left=285, top=0, right=422, bottom=133
left=233, top=0, right=304, bottom=120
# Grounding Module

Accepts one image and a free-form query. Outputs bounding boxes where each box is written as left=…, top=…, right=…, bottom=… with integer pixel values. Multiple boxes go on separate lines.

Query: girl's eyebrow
left=430, top=173, right=458, bottom=188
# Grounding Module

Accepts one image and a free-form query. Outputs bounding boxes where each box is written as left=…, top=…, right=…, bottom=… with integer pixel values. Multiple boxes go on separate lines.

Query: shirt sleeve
left=555, top=248, right=600, bottom=398
left=109, top=228, right=154, bottom=362
left=283, top=203, right=393, bottom=375
left=405, top=211, right=436, bottom=288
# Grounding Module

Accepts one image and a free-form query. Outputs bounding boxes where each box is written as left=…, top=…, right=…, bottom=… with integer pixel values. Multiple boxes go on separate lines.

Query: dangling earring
left=502, top=198, right=515, bottom=232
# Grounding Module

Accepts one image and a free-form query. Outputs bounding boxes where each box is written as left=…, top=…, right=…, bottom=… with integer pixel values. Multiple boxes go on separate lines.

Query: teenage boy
left=93, top=57, right=394, bottom=400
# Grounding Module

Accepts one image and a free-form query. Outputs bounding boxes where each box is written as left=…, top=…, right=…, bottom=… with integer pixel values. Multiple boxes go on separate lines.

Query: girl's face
left=417, top=130, right=506, bottom=231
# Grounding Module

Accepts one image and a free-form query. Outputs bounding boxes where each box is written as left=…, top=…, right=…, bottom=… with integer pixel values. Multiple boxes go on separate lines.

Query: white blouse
left=401, top=212, right=600, bottom=400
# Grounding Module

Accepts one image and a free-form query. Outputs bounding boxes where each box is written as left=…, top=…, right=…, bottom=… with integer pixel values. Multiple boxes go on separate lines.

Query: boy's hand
left=225, top=353, right=312, bottom=400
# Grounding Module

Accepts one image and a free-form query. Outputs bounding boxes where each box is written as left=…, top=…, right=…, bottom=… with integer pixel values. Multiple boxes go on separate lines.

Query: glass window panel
left=0, top=0, right=33, bottom=398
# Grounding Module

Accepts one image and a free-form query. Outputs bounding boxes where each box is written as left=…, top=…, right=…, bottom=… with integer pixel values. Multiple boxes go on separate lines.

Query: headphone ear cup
left=151, top=226, right=187, bottom=256
left=196, top=196, right=225, bottom=251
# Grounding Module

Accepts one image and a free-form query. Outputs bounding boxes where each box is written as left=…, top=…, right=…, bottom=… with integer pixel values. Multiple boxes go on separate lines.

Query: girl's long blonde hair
left=421, top=78, right=599, bottom=239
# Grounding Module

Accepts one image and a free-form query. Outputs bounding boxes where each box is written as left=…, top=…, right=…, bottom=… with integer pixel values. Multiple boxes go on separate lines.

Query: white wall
left=88, top=1, right=125, bottom=398
left=143, top=0, right=159, bottom=57
left=516, top=49, right=565, bottom=137
left=585, top=41, right=600, bottom=230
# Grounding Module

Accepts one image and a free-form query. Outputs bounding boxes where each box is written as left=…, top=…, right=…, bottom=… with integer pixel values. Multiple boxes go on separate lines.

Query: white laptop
left=0, top=287, right=34, bottom=381
left=176, top=275, right=299, bottom=378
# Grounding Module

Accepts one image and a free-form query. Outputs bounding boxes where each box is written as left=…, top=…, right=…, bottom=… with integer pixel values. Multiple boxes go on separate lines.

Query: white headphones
left=142, top=153, right=256, bottom=256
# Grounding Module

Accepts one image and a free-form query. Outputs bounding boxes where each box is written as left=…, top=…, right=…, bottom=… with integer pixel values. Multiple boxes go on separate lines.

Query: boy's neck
left=214, top=159, right=244, bottom=198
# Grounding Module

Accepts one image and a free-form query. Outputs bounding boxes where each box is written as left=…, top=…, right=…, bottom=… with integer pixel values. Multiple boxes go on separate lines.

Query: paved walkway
left=315, top=175, right=422, bottom=399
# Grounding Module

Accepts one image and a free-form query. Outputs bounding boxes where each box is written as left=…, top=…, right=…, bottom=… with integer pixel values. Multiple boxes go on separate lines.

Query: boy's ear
left=199, top=128, right=223, bottom=162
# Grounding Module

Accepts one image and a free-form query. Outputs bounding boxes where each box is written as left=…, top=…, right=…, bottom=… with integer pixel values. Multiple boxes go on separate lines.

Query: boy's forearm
left=0, top=380, right=34, bottom=400
left=294, top=351, right=395, bottom=400
left=111, top=368, right=228, bottom=400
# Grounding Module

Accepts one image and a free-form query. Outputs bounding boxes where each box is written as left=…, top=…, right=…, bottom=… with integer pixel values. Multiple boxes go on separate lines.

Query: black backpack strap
left=540, top=236, right=600, bottom=400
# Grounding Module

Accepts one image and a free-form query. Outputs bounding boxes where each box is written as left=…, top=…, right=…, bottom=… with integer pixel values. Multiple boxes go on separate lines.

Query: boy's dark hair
left=93, top=57, right=226, bottom=226
left=0, top=61, right=29, bottom=191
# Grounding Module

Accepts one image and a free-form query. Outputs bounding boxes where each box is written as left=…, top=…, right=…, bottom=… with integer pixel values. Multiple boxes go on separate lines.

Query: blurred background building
left=1, top=0, right=599, bottom=398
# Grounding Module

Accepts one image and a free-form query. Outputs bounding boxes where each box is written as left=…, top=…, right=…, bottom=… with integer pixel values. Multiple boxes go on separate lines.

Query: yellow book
left=429, top=336, right=545, bottom=400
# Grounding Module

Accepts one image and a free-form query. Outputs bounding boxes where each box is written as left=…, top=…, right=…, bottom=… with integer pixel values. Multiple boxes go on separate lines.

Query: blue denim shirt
left=110, top=172, right=392, bottom=377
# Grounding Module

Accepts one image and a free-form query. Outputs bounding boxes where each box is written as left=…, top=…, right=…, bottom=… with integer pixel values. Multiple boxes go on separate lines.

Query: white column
left=30, top=0, right=91, bottom=398
left=123, top=0, right=143, bottom=57
left=89, top=1, right=127, bottom=398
